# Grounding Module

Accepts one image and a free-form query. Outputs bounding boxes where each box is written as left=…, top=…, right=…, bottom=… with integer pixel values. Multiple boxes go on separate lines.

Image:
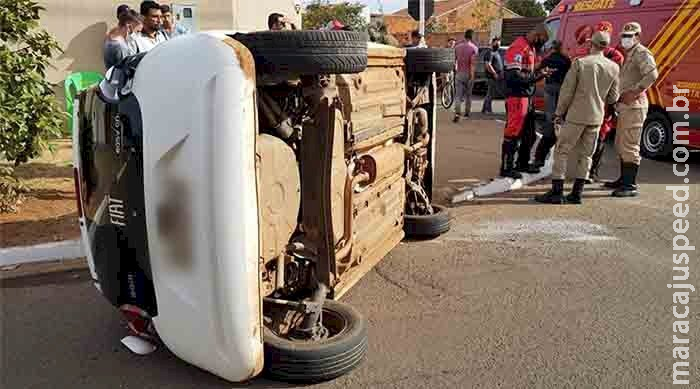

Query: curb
left=0, top=240, right=88, bottom=280
left=1, top=257, right=88, bottom=281
left=0, top=239, right=84, bottom=267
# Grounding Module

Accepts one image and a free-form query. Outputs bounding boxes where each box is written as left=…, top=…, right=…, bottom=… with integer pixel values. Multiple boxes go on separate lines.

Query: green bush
left=0, top=0, right=65, bottom=212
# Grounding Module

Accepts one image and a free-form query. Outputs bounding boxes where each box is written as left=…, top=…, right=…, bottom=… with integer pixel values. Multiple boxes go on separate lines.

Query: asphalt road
left=3, top=99, right=699, bottom=388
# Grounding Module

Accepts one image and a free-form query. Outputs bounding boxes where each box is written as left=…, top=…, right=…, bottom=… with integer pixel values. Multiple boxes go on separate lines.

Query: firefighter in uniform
left=535, top=31, right=620, bottom=204
left=605, top=22, right=659, bottom=197
left=588, top=22, right=625, bottom=183
left=499, top=24, right=551, bottom=179
left=530, top=21, right=625, bottom=178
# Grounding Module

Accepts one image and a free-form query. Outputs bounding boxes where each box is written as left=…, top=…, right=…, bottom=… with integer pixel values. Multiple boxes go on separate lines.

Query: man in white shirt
left=128, top=1, right=168, bottom=54
left=161, top=4, right=191, bottom=38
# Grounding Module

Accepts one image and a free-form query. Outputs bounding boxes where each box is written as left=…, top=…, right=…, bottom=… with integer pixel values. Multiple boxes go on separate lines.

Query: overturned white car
left=73, top=30, right=453, bottom=383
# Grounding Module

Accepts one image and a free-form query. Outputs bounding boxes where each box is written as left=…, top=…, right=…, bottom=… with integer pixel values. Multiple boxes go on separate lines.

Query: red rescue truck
left=541, top=0, right=700, bottom=157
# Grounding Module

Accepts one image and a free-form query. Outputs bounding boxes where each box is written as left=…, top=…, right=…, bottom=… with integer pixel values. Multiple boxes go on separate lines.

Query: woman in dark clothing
left=530, top=40, right=572, bottom=171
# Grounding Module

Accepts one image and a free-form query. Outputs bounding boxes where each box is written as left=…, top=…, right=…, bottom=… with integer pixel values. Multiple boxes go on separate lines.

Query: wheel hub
left=643, top=121, right=666, bottom=153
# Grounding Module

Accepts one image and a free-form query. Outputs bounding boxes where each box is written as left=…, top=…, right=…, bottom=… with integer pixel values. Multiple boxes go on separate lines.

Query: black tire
left=263, top=300, right=367, bottom=383
left=232, top=31, right=368, bottom=76
left=641, top=111, right=673, bottom=159
left=441, top=77, right=455, bottom=109
left=405, top=48, right=455, bottom=73
left=404, top=204, right=450, bottom=238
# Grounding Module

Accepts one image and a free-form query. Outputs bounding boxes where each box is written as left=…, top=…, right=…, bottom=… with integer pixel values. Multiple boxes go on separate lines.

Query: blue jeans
left=482, top=78, right=502, bottom=113
left=453, top=72, right=474, bottom=115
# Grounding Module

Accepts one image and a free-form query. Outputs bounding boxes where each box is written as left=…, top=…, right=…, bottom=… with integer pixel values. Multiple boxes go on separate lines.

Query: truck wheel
left=263, top=300, right=367, bottom=383
left=405, top=48, right=456, bottom=74
left=232, top=31, right=368, bottom=76
left=641, top=111, right=673, bottom=159
left=404, top=205, right=450, bottom=238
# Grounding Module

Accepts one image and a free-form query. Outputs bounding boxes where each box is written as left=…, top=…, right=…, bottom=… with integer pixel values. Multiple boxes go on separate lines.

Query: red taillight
left=73, top=167, right=84, bottom=217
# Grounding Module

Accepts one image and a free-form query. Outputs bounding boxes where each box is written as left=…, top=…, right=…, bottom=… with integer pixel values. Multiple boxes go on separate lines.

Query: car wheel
left=263, top=300, right=367, bottom=383
left=233, top=31, right=368, bottom=76
left=404, top=204, right=450, bottom=238
left=641, top=111, right=672, bottom=159
left=405, top=48, right=456, bottom=74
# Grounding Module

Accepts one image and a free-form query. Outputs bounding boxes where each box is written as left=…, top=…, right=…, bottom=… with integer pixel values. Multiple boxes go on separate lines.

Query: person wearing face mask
left=104, top=10, right=143, bottom=69
left=587, top=22, right=625, bottom=183
left=528, top=39, right=571, bottom=172
left=604, top=22, right=658, bottom=197
left=498, top=24, right=552, bottom=179
left=481, top=37, right=504, bottom=114
left=161, top=4, right=190, bottom=38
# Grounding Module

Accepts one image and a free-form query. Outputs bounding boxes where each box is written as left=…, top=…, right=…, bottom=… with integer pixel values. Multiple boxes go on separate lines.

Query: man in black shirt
left=481, top=37, right=504, bottom=114
left=531, top=40, right=572, bottom=172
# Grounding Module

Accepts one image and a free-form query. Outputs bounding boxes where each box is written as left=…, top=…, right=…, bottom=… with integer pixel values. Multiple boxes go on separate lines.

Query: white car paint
left=131, top=33, right=263, bottom=382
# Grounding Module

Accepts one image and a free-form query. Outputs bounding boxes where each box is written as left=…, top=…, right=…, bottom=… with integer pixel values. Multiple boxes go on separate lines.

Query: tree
left=425, top=19, right=447, bottom=34
left=368, top=20, right=400, bottom=47
left=543, top=0, right=561, bottom=12
left=303, top=1, right=368, bottom=31
left=505, top=0, right=547, bottom=17
left=472, top=0, right=505, bottom=31
left=0, top=0, right=65, bottom=212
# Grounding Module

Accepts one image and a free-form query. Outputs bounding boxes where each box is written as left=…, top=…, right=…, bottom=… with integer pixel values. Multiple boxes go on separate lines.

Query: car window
left=544, top=18, right=560, bottom=50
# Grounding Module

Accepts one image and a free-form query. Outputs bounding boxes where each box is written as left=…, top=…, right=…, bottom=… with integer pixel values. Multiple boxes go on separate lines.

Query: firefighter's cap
left=591, top=31, right=611, bottom=47
left=622, top=22, right=642, bottom=35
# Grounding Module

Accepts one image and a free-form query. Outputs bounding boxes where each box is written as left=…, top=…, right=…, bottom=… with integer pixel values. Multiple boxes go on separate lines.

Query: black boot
left=500, top=139, right=523, bottom=179
left=603, top=159, right=624, bottom=189
left=586, top=139, right=605, bottom=184
left=612, top=163, right=640, bottom=197
left=529, top=136, right=556, bottom=174
left=535, top=179, right=565, bottom=204
left=566, top=178, right=586, bottom=204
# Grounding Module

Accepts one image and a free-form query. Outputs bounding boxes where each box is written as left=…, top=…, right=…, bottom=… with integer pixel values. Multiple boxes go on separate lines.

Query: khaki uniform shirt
left=555, top=52, right=620, bottom=126
left=618, top=43, right=658, bottom=110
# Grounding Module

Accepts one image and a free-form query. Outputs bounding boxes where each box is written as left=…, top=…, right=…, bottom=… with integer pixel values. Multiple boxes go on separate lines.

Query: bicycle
left=439, top=70, right=455, bottom=109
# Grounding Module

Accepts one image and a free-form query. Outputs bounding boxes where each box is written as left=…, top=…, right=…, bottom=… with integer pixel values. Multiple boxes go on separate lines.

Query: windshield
left=544, top=18, right=561, bottom=50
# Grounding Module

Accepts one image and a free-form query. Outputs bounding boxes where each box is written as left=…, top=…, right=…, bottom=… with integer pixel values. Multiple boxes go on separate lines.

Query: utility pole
left=409, top=0, right=433, bottom=47
left=419, top=0, right=426, bottom=47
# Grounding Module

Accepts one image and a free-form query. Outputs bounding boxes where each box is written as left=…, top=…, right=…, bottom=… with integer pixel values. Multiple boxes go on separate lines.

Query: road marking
left=436, top=219, right=618, bottom=243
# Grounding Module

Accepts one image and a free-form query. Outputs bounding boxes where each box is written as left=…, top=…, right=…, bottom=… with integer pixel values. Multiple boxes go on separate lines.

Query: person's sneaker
left=464, top=112, right=470, bottom=118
